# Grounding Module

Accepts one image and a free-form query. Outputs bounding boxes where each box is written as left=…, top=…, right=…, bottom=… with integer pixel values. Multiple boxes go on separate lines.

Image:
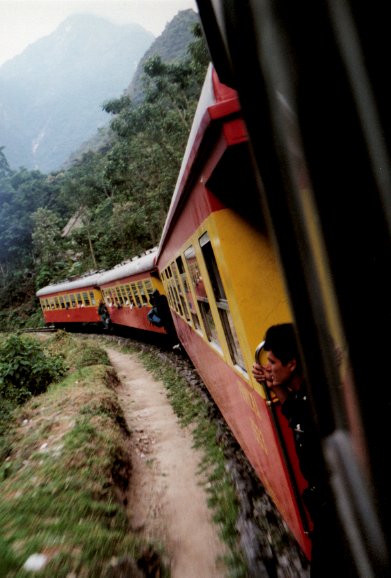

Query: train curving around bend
left=37, top=3, right=391, bottom=575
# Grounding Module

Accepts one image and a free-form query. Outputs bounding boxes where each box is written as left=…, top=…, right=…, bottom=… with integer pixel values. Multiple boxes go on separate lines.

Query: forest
left=0, top=24, right=209, bottom=331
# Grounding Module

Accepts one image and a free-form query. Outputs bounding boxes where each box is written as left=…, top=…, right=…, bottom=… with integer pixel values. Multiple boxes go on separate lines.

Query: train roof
left=98, top=249, right=157, bottom=286
left=36, top=271, right=105, bottom=297
left=36, top=248, right=158, bottom=297
left=157, top=64, right=240, bottom=260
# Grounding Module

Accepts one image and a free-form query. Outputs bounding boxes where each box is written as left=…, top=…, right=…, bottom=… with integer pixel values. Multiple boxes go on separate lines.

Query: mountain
left=0, top=14, right=154, bottom=172
left=127, top=9, right=200, bottom=103
left=65, top=9, right=200, bottom=166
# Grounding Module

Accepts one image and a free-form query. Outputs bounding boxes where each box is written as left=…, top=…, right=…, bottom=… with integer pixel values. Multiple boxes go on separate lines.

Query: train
left=36, top=248, right=166, bottom=336
left=37, top=64, right=313, bottom=561
left=36, top=2, right=391, bottom=575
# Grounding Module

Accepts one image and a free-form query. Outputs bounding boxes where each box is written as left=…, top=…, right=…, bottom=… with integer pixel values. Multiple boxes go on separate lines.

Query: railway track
left=23, top=326, right=57, bottom=333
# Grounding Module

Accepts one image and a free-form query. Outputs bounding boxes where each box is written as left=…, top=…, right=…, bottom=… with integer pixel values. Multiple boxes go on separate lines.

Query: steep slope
left=66, top=9, right=200, bottom=166
left=0, top=14, right=154, bottom=172
left=127, top=9, right=200, bottom=103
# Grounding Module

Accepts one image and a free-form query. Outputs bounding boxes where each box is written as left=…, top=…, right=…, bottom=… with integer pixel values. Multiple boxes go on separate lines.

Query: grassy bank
left=0, top=332, right=161, bottom=578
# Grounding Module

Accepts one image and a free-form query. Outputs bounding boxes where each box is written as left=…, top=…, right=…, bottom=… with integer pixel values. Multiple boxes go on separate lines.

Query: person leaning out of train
left=252, top=324, right=327, bottom=511
left=252, top=323, right=354, bottom=577
left=97, top=300, right=110, bottom=329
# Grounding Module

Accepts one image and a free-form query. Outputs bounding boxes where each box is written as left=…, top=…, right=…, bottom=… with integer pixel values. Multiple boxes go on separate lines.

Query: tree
left=0, top=147, right=12, bottom=179
left=31, top=208, right=64, bottom=264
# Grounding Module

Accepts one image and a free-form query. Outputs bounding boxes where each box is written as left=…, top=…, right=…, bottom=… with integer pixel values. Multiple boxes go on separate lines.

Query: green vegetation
left=0, top=24, right=209, bottom=331
left=0, top=334, right=65, bottom=461
left=0, top=333, right=165, bottom=578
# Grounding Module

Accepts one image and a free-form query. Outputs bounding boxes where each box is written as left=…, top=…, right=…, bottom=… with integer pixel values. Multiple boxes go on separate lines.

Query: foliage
left=0, top=21, right=209, bottom=322
left=31, top=207, right=65, bottom=265
left=0, top=146, right=12, bottom=179
left=0, top=334, right=164, bottom=577
left=0, top=334, right=65, bottom=402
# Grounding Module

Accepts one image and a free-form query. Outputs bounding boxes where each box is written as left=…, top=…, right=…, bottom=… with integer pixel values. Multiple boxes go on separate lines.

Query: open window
left=199, top=232, right=246, bottom=371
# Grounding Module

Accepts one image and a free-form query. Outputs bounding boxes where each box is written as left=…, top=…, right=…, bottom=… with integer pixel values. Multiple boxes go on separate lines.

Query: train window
left=89, top=291, right=96, bottom=306
left=115, top=286, right=123, bottom=305
left=54, top=297, right=60, bottom=309
left=76, top=293, right=83, bottom=306
left=45, top=298, right=49, bottom=309
left=145, top=279, right=154, bottom=303
left=137, top=281, right=148, bottom=305
left=40, top=299, right=45, bottom=310
left=118, top=285, right=127, bottom=305
left=59, top=296, right=65, bottom=309
left=182, top=248, right=201, bottom=330
left=200, top=299, right=220, bottom=345
left=161, top=267, right=176, bottom=310
left=82, top=292, right=90, bottom=306
left=70, top=294, right=76, bottom=308
left=128, top=287, right=134, bottom=306
left=131, top=283, right=141, bottom=307
left=185, top=244, right=221, bottom=348
left=199, top=233, right=246, bottom=370
left=109, top=289, right=115, bottom=305
left=65, top=295, right=71, bottom=309
left=175, top=257, right=191, bottom=322
left=172, top=260, right=189, bottom=320
left=169, top=264, right=184, bottom=315
left=166, top=282, right=175, bottom=308
left=124, top=284, right=135, bottom=307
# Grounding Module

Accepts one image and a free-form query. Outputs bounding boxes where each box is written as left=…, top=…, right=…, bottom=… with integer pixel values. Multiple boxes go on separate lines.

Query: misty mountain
left=0, top=14, right=154, bottom=172
left=65, top=9, right=200, bottom=166
left=127, top=9, right=200, bottom=103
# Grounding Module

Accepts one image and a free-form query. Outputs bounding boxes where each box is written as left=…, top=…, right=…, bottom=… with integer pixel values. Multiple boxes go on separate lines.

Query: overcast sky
left=0, top=0, right=198, bottom=66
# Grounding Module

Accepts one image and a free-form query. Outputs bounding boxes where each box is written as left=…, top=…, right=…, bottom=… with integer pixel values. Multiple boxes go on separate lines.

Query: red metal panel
left=43, top=306, right=100, bottom=325
left=211, top=66, right=238, bottom=102
left=105, top=305, right=166, bottom=334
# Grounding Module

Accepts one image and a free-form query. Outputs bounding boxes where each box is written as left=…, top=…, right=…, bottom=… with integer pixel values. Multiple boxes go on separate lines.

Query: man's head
left=263, top=324, right=302, bottom=387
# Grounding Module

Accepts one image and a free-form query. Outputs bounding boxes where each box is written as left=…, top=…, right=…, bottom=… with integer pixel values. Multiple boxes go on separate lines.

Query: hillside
left=127, top=9, right=200, bottom=103
left=67, top=9, right=200, bottom=164
left=0, top=14, right=154, bottom=172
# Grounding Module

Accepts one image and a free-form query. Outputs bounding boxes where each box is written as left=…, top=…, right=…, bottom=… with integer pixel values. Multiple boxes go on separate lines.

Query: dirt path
left=106, top=347, right=229, bottom=578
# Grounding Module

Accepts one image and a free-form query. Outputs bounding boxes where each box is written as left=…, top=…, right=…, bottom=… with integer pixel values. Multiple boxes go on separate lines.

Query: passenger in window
left=98, top=300, right=110, bottom=329
left=252, top=323, right=355, bottom=577
left=150, top=290, right=177, bottom=343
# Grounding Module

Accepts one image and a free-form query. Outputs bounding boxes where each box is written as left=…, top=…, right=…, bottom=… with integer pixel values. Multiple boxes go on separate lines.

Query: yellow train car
left=156, top=65, right=312, bottom=557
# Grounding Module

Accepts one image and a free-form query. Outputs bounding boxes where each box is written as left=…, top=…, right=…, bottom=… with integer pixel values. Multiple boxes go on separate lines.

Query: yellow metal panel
left=206, top=208, right=292, bottom=394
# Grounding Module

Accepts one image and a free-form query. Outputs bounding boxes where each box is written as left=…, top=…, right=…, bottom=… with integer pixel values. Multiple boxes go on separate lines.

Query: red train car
left=36, top=272, right=104, bottom=328
left=97, top=249, right=166, bottom=334
left=36, top=249, right=166, bottom=335
left=156, top=64, right=312, bottom=557
left=194, top=2, right=391, bottom=574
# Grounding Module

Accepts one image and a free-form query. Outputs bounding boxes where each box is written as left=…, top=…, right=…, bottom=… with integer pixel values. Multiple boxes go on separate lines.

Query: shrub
left=0, top=334, right=65, bottom=403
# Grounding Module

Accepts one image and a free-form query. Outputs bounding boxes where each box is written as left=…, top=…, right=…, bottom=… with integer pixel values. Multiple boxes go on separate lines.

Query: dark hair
left=264, top=323, right=302, bottom=371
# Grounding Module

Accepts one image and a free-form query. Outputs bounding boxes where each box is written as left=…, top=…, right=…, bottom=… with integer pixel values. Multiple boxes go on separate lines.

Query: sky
left=0, top=0, right=198, bottom=66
